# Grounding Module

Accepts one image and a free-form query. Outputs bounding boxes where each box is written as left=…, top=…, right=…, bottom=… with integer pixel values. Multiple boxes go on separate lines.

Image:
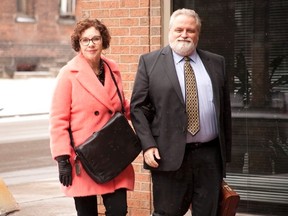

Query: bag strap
left=69, top=59, right=125, bottom=148
left=68, top=127, right=75, bottom=148
left=103, top=59, right=125, bottom=114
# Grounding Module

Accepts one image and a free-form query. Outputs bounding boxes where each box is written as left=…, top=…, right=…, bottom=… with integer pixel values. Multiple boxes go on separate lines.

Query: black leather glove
left=55, top=155, right=72, bottom=187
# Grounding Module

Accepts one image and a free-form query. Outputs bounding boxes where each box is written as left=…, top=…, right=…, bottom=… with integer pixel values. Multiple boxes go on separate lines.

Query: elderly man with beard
left=130, top=8, right=232, bottom=216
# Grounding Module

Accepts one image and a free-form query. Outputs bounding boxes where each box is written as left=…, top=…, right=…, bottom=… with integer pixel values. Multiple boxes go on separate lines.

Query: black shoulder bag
left=69, top=60, right=141, bottom=184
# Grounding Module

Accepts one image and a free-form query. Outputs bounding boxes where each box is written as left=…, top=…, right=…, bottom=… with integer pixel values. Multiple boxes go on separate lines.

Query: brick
left=141, top=182, right=151, bottom=192
left=133, top=181, right=141, bottom=191
left=135, top=173, right=151, bottom=183
left=120, top=54, right=140, bottom=63
left=130, top=8, right=149, bottom=17
left=151, top=0, right=161, bottom=7
left=151, top=16, right=161, bottom=25
left=129, top=208, right=152, bottom=216
left=110, top=45, right=130, bottom=54
left=120, top=0, right=139, bottom=8
left=110, top=27, right=130, bottom=36
left=130, top=45, right=150, bottom=54
left=130, top=191, right=151, bottom=200
left=120, top=36, right=140, bottom=45
left=151, top=26, right=161, bottom=35
left=140, top=17, right=149, bottom=26
left=101, top=18, right=120, bottom=27
left=101, top=1, right=120, bottom=8
left=91, top=9, right=110, bottom=18
left=118, top=63, right=130, bottom=72
left=131, top=26, right=149, bottom=35
left=109, top=9, right=130, bottom=17
left=151, top=36, right=161, bottom=45
left=140, top=0, right=150, bottom=7
left=120, top=18, right=140, bottom=26
left=78, top=1, right=101, bottom=10
left=121, top=73, right=138, bottom=81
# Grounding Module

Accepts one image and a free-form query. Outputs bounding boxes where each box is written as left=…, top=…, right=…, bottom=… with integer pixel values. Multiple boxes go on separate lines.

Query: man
left=130, top=8, right=232, bottom=216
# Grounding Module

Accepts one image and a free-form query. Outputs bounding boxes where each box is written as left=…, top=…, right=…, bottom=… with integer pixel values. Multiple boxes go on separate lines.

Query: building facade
left=0, top=0, right=76, bottom=78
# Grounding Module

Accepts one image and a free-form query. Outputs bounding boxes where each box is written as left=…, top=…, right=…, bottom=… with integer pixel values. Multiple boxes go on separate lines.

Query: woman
left=49, top=18, right=134, bottom=216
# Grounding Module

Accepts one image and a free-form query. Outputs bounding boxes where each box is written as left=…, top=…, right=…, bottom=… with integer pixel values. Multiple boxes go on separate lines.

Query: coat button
left=94, top=111, right=99, bottom=116
left=108, top=110, right=113, bottom=114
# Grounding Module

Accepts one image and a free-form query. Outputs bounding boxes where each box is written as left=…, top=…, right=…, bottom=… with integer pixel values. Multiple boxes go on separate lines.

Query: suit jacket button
left=94, top=111, right=99, bottom=116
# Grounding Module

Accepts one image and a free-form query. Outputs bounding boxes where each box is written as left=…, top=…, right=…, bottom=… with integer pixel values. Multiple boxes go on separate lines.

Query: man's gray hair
left=169, top=8, right=202, bottom=32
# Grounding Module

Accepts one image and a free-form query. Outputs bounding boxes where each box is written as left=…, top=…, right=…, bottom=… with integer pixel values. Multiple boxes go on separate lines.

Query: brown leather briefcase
left=218, top=181, right=240, bottom=216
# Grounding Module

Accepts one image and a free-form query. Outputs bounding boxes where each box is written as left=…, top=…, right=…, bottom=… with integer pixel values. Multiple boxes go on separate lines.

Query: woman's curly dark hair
left=71, top=18, right=111, bottom=52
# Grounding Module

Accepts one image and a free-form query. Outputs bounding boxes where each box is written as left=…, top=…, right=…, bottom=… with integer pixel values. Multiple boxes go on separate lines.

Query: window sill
left=58, top=16, right=76, bottom=25
left=15, top=16, right=36, bottom=23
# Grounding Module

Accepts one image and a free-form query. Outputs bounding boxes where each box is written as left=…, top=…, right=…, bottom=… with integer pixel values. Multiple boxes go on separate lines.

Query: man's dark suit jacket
left=130, top=45, right=232, bottom=176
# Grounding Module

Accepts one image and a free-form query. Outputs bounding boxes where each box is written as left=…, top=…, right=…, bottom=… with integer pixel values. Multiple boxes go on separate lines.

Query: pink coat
left=49, top=53, right=135, bottom=197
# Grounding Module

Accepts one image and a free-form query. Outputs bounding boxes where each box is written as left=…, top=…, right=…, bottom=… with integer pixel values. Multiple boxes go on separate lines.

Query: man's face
left=169, top=14, right=200, bottom=56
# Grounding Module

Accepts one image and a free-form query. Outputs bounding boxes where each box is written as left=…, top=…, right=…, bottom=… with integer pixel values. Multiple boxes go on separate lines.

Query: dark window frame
left=59, top=0, right=76, bottom=20
left=16, top=0, right=36, bottom=23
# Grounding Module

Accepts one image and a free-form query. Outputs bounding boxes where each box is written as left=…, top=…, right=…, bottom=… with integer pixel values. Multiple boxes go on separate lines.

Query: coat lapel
left=161, top=46, right=185, bottom=105
left=70, top=54, right=115, bottom=111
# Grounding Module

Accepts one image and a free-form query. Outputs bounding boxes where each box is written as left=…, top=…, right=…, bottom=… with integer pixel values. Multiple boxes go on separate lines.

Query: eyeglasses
left=79, top=36, right=102, bottom=46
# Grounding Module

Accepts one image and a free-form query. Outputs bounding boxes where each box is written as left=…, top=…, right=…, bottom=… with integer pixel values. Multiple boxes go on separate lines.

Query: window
left=59, top=0, right=76, bottom=19
left=16, top=0, right=35, bottom=23
left=170, top=1, right=288, bottom=215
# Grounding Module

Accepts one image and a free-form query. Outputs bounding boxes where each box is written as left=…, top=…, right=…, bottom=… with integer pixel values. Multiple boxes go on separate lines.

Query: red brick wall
left=0, top=0, right=75, bottom=74
left=76, top=0, right=162, bottom=215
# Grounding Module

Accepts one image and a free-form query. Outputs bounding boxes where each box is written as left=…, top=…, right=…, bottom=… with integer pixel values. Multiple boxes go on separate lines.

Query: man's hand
left=144, top=147, right=161, bottom=168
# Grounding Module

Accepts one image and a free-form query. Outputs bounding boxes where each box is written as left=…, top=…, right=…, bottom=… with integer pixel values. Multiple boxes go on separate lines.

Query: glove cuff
left=55, top=155, right=70, bottom=162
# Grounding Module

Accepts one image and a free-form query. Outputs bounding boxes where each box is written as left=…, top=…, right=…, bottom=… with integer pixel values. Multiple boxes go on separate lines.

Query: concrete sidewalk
left=1, top=166, right=76, bottom=216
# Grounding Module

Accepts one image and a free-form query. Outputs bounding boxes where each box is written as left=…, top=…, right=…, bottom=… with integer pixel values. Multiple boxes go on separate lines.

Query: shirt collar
left=172, top=49, right=198, bottom=64
left=190, top=50, right=198, bottom=63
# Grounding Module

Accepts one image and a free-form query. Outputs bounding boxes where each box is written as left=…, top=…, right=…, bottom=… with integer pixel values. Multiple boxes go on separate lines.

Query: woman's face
left=79, top=26, right=103, bottom=63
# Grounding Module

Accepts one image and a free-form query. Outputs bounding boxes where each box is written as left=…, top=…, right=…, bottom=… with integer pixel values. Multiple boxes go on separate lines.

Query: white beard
left=169, top=39, right=196, bottom=56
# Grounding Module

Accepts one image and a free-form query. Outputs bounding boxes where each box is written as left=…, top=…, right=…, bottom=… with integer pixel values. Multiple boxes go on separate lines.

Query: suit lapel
left=197, top=49, right=220, bottom=109
left=198, top=50, right=213, bottom=79
left=161, top=46, right=185, bottom=105
left=198, top=49, right=219, bottom=89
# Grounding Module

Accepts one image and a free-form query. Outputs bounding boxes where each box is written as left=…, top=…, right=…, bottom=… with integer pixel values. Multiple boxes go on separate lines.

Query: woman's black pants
left=74, top=188, right=127, bottom=216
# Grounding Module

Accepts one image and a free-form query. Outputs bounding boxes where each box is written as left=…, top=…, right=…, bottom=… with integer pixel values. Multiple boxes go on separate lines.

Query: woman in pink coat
left=49, top=18, right=134, bottom=216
